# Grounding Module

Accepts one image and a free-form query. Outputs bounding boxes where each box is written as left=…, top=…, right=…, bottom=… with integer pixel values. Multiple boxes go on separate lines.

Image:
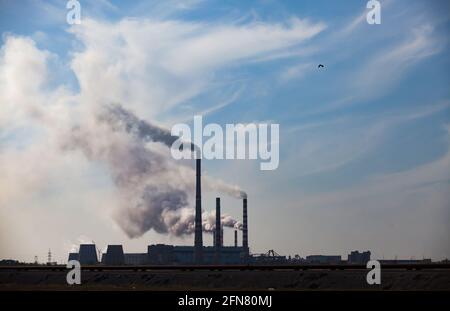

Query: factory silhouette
left=67, top=158, right=431, bottom=266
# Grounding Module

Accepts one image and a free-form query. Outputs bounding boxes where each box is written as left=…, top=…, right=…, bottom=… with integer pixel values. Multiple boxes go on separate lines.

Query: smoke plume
left=62, top=103, right=245, bottom=238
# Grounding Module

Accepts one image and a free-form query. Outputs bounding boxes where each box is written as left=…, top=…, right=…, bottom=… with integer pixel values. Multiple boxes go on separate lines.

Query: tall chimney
left=194, top=158, right=203, bottom=263
left=215, top=198, right=221, bottom=263
left=234, top=230, right=238, bottom=247
left=243, top=198, right=248, bottom=251
left=215, top=198, right=221, bottom=247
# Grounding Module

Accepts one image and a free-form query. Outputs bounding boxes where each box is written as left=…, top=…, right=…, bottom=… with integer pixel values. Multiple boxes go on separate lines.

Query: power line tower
left=47, top=249, right=52, bottom=264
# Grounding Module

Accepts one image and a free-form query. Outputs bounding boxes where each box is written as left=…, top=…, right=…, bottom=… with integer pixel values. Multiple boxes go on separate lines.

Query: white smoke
left=65, top=235, right=95, bottom=253
left=201, top=210, right=242, bottom=233
left=163, top=208, right=242, bottom=236
left=204, top=178, right=247, bottom=199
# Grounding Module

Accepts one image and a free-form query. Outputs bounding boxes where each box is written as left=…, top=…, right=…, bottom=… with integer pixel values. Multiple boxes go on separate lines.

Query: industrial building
left=347, top=250, right=371, bottom=264
left=71, top=242, right=246, bottom=266
left=305, top=255, right=342, bottom=264
left=78, top=244, right=98, bottom=265
left=89, top=194, right=248, bottom=265
left=147, top=245, right=245, bottom=265
left=103, top=245, right=125, bottom=265
left=67, top=253, right=79, bottom=262
left=124, top=253, right=148, bottom=265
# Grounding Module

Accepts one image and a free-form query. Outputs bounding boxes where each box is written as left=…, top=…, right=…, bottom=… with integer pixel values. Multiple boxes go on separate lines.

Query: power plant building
left=78, top=244, right=98, bottom=265
left=147, top=245, right=245, bottom=265
left=124, top=253, right=148, bottom=265
left=103, top=245, right=125, bottom=265
left=68, top=253, right=79, bottom=262
left=347, top=250, right=371, bottom=264
left=306, top=255, right=342, bottom=264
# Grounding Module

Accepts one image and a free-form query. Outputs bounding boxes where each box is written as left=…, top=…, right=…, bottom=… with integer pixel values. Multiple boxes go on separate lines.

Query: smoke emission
left=62, top=103, right=246, bottom=238
left=98, top=104, right=247, bottom=198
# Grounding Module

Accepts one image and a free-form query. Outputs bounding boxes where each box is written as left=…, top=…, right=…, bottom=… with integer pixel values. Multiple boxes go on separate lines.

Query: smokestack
left=221, top=226, right=224, bottom=247
left=194, top=158, right=203, bottom=263
left=243, top=198, right=248, bottom=251
left=215, top=197, right=221, bottom=263
left=215, top=198, right=221, bottom=248
left=234, top=230, right=238, bottom=247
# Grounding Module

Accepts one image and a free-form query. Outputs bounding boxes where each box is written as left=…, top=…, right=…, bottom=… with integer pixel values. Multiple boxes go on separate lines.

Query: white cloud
left=128, top=0, right=206, bottom=19
left=303, top=23, right=444, bottom=117
left=0, top=36, right=49, bottom=127
left=279, top=62, right=314, bottom=82
left=69, top=17, right=325, bottom=120
left=290, top=119, right=450, bottom=210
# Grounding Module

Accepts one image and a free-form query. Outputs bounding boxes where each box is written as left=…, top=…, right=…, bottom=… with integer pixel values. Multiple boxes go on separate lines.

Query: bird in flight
left=318, top=64, right=324, bottom=68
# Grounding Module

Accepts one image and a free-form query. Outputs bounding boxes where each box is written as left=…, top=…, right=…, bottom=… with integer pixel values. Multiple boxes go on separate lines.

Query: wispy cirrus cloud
left=350, top=24, right=444, bottom=102
left=69, top=17, right=325, bottom=121
left=279, top=62, right=314, bottom=82
left=282, top=100, right=450, bottom=178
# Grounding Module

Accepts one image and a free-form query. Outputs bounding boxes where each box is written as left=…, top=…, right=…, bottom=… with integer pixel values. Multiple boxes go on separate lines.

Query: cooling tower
left=67, top=252, right=79, bottom=262
left=78, top=244, right=98, bottom=265
left=104, top=245, right=125, bottom=265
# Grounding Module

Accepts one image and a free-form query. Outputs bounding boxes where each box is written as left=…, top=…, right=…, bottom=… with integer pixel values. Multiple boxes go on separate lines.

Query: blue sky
left=0, top=0, right=449, bottom=262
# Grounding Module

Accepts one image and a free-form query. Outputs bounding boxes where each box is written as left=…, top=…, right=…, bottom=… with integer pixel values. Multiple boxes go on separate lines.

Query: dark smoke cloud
left=98, top=104, right=179, bottom=147
left=116, top=186, right=190, bottom=237
left=62, top=103, right=246, bottom=238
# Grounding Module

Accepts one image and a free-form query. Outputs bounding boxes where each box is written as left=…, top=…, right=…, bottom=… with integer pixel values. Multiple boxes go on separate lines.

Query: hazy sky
left=0, top=0, right=449, bottom=263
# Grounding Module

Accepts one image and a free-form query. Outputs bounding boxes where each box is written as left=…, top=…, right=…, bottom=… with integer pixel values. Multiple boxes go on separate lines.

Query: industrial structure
left=67, top=196, right=249, bottom=265
left=305, top=255, right=342, bottom=264
left=68, top=159, right=250, bottom=265
left=65, top=159, right=384, bottom=266
left=103, top=245, right=125, bottom=265
left=78, top=244, right=98, bottom=265
left=347, top=250, right=371, bottom=264
left=194, top=158, right=203, bottom=264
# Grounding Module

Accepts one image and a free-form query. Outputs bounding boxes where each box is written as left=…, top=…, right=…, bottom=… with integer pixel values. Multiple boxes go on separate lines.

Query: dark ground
left=1, top=269, right=449, bottom=290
